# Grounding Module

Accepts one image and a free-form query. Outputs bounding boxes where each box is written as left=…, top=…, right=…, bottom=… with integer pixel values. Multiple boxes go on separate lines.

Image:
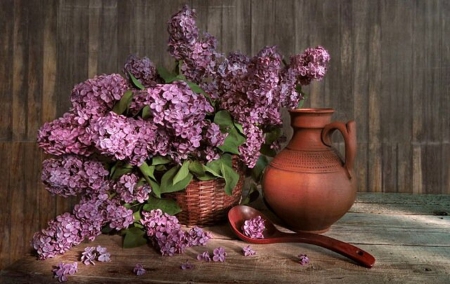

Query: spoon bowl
left=228, top=205, right=375, bottom=268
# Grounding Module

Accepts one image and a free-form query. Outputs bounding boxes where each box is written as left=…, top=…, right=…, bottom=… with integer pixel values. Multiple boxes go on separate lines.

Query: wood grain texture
left=1, top=193, right=450, bottom=283
left=1, top=0, right=449, bottom=270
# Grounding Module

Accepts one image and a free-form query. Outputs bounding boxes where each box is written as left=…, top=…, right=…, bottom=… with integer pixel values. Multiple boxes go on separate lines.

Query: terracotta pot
left=262, top=108, right=357, bottom=233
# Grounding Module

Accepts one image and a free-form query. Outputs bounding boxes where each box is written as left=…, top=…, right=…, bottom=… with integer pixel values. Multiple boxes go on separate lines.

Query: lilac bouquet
left=33, top=4, right=329, bottom=260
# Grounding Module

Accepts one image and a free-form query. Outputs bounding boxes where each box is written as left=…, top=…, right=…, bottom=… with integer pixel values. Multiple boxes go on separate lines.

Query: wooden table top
left=1, top=193, right=449, bottom=284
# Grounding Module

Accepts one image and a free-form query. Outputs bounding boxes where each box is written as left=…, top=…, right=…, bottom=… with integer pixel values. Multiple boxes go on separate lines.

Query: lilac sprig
left=241, top=215, right=265, bottom=239
left=140, top=209, right=212, bottom=256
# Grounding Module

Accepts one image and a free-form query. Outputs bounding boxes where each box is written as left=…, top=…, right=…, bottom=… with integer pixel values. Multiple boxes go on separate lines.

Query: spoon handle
left=276, top=232, right=375, bottom=268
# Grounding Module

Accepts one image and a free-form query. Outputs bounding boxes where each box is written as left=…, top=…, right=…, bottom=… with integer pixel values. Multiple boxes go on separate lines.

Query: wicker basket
left=167, top=158, right=245, bottom=226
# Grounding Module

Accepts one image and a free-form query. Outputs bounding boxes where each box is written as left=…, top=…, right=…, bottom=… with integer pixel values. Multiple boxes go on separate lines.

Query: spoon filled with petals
left=228, top=205, right=375, bottom=268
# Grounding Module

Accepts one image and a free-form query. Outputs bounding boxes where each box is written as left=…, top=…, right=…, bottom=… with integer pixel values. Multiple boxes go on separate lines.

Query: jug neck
left=287, top=108, right=334, bottom=151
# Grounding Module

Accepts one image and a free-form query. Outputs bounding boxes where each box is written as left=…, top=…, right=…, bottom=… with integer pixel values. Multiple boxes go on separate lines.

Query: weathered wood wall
left=0, top=0, right=448, bottom=270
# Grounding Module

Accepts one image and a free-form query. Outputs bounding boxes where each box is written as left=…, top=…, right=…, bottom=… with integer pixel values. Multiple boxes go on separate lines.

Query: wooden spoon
left=228, top=205, right=375, bottom=268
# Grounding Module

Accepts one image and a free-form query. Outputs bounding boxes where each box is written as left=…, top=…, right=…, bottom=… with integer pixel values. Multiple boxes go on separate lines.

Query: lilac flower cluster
left=81, top=246, right=111, bottom=265
left=41, top=155, right=109, bottom=197
left=33, top=193, right=134, bottom=259
left=123, top=54, right=159, bottom=88
left=52, top=262, right=78, bottom=282
left=140, top=209, right=211, bottom=256
left=241, top=216, right=265, bottom=239
left=167, top=5, right=219, bottom=83
left=70, top=73, right=129, bottom=124
left=37, top=112, right=93, bottom=156
left=113, top=173, right=150, bottom=203
left=32, top=213, right=83, bottom=260
left=129, top=81, right=225, bottom=162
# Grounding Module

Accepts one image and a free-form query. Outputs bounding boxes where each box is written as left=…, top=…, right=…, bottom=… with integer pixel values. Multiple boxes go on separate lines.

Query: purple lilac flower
left=73, top=192, right=109, bottom=241
left=187, top=226, right=212, bottom=246
left=70, top=73, right=129, bottom=124
left=133, top=263, right=146, bottom=276
left=32, top=213, right=83, bottom=260
left=242, top=245, right=256, bottom=256
left=88, top=112, right=157, bottom=166
left=123, top=54, right=159, bottom=88
left=212, top=247, right=227, bottom=262
left=136, top=81, right=216, bottom=163
left=52, top=262, right=78, bottom=282
left=167, top=4, right=198, bottom=60
left=241, top=215, right=265, bottom=239
left=180, top=260, right=195, bottom=270
left=41, top=155, right=109, bottom=197
left=96, top=245, right=111, bottom=262
left=113, top=173, right=151, bottom=204
left=37, top=112, right=93, bottom=156
left=105, top=200, right=134, bottom=231
left=81, top=246, right=97, bottom=265
left=197, top=251, right=212, bottom=262
left=289, top=46, right=330, bottom=86
left=298, top=254, right=310, bottom=265
left=140, top=209, right=212, bottom=256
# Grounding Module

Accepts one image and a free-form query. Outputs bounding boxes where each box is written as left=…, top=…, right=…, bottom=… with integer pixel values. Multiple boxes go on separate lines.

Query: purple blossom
left=41, top=155, right=109, bottom=197
left=81, top=246, right=97, bottom=265
left=37, top=112, right=93, bottom=156
left=106, top=201, right=134, bottom=231
left=96, top=246, right=111, bottom=262
left=289, top=46, right=330, bottom=86
left=73, top=192, right=109, bottom=241
left=133, top=263, right=146, bottom=276
left=212, top=247, right=227, bottom=262
left=87, top=112, right=157, bottom=166
left=298, top=254, right=310, bottom=265
left=123, top=54, right=159, bottom=88
left=197, top=251, right=212, bottom=262
left=113, top=173, right=151, bottom=203
left=52, top=262, right=78, bottom=282
left=32, top=213, right=83, bottom=260
left=70, top=74, right=129, bottom=124
left=140, top=209, right=212, bottom=256
left=242, top=245, right=256, bottom=256
left=180, top=260, right=195, bottom=270
left=241, top=215, right=265, bottom=239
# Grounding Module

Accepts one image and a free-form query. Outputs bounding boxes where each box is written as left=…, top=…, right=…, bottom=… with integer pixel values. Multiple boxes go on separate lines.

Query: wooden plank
left=0, top=142, right=12, bottom=270
left=0, top=0, right=14, bottom=140
left=97, top=0, right=119, bottom=73
left=2, top=193, right=450, bottom=283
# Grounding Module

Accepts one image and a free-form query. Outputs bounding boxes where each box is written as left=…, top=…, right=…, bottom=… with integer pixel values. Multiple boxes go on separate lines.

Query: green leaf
left=160, top=166, right=193, bottom=194
left=123, top=227, right=148, bottom=248
left=296, top=84, right=308, bottom=108
left=173, top=160, right=190, bottom=185
left=214, top=110, right=246, bottom=154
left=205, top=154, right=232, bottom=178
left=142, top=105, right=151, bottom=119
left=148, top=179, right=161, bottom=198
left=251, top=154, right=269, bottom=182
left=157, top=66, right=178, bottom=83
left=234, top=122, right=244, bottom=135
left=221, top=163, right=240, bottom=196
left=133, top=211, right=141, bottom=222
left=143, top=196, right=182, bottom=215
left=260, top=144, right=277, bottom=157
left=129, top=72, right=145, bottom=90
left=151, top=156, right=171, bottom=166
left=188, top=160, right=206, bottom=177
left=241, top=183, right=260, bottom=205
left=138, top=161, right=156, bottom=180
left=110, top=162, right=134, bottom=180
left=265, top=127, right=282, bottom=144
left=112, top=90, right=133, bottom=115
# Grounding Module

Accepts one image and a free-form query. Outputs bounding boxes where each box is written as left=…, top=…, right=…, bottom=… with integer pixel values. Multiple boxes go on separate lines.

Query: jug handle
left=321, top=120, right=357, bottom=179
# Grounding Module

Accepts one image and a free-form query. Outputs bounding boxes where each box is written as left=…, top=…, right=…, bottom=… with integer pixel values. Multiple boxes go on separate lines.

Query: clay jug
left=262, top=108, right=357, bottom=233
